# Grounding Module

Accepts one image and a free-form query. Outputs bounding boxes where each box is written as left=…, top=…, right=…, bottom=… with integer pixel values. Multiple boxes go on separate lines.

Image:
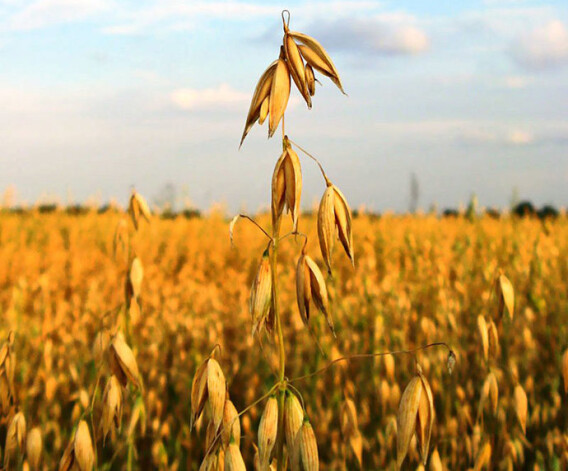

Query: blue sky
left=0, top=0, right=567, bottom=212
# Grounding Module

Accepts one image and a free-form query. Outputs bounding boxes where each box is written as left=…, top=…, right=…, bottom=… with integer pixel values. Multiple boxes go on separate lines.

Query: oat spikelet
left=259, top=97, right=270, bottom=125
left=396, top=376, right=423, bottom=470
left=340, top=398, right=362, bottom=467
left=495, top=273, right=514, bottom=320
left=26, top=427, right=42, bottom=471
left=191, top=359, right=209, bottom=430
left=129, top=257, right=144, bottom=299
left=101, top=375, right=123, bottom=442
left=250, top=249, right=273, bottom=336
left=429, top=448, right=443, bottom=471
left=223, top=399, right=241, bottom=447
left=109, top=332, right=141, bottom=389
left=283, top=31, right=311, bottom=108
left=0, top=332, right=15, bottom=415
left=128, top=190, right=151, bottom=230
left=268, top=49, right=291, bottom=138
left=480, top=372, right=499, bottom=415
left=240, top=60, right=278, bottom=147
left=474, top=441, right=492, bottom=471
left=258, top=396, right=279, bottom=471
left=487, top=320, right=499, bottom=359
left=290, top=32, right=345, bottom=94
left=416, top=371, right=435, bottom=465
left=207, top=358, right=227, bottom=433
left=317, top=185, right=335, bottom=274
left=225, top=442, right=246, bottom=471
left=74, top=420, right=94, bottom=471
left=514, top=384, right=528, bottom=434
left=317, top=181, right=354, bottom=274
left=4, top=411, right=26, bottom=468
left=113, top=218, right=129, bottom=259
left=199, top=451, right=218, bottom=471
left=271, top=138, right=302, bottom=234
left=305, top=64, right=316, bottom=96
left=477, top=315, right=489, bottom=361
left=296, top=248, right=334, bottom=336
left=293, top=419, right=319, bottom=471
left=205, top=420, right=222, bottom=456
left=284, top=392, right=304, bottom=454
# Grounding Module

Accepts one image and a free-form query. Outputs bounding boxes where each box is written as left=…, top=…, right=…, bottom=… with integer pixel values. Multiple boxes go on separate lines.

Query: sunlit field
left=0, top=208, right=566, bottom=470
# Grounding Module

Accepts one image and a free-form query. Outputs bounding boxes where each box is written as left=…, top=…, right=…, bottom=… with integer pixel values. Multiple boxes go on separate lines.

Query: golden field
left=0, top=208, right=567, bottom=470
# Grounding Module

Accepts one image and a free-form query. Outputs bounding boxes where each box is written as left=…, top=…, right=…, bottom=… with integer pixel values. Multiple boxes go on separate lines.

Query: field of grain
left=0, top=209, right=567, bottom=470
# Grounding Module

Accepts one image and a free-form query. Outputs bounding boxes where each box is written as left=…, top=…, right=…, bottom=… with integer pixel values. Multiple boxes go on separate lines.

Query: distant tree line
left=0, top=200, right=561, bottom=221
left=442, top=201, right=560, bottom=220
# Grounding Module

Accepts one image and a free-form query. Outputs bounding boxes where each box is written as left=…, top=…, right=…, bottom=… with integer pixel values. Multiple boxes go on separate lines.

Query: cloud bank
left=512, top=20, right=568, bottom=69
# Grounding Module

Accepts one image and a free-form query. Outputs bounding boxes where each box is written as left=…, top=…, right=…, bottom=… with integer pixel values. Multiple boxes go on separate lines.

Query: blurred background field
left=0, top=207, right=567, bottom=470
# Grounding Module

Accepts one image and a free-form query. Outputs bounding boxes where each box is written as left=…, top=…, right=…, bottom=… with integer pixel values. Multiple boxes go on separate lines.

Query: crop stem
left=289, top=342, right=453, bottom=383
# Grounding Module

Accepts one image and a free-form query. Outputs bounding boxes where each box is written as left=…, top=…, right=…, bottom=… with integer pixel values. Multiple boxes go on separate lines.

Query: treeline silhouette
left=441, top=201, right=559, bottom=220
left=1, top=200, right=562, bottom=220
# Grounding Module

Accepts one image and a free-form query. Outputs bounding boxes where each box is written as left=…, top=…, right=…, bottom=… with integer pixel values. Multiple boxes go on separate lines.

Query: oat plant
left=192, top=11, right=454, bottom=470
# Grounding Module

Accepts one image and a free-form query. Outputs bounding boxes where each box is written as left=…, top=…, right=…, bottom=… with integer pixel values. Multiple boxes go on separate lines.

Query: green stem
left=127, top=440, right=134, bottom=471
left=271, top=235, right=287, bottom=471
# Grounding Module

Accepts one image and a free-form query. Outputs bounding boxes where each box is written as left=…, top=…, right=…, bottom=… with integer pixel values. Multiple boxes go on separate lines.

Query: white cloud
left=502, top=76, right=532, bottom=88
left=371, top=120, right=543, bottom=147
left=459, top=126, right=535, bottom=146
left=309, top=16, right=429, bottom=55
left=102, top=1, right=380, bottom=35
left=4, top=0, right=110, bottom=31
left=507, top=130, right=534, bottom=145
left=512, top=20, right=568, bottom=69
left=171, top=84, right=250, bottom=110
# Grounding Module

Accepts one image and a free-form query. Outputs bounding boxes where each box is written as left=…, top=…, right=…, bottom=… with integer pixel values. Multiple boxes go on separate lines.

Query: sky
left=0, top=0, right=567, bottom=213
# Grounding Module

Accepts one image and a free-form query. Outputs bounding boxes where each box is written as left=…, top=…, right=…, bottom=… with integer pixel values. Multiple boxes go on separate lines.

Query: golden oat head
left=128, top=190, right=151, bottom=230
left=271, top=137, right=302, bottom=234
left=292, top=419, right=319, bottom=471
left=416, top=372, right=435, bottom=466
left=190, top=359, right=209, bottom=430
left=487, top=320, right=499, bottom=360
left=477, top=315, right=489, bottom=362
left=129, top=257, right=144, bottom=299
left=101, top=375, right=123, bottom=443
left=495, top=273, right=514, bottom=320
left=396, top=375, right=422, bottom=469
left=26, top=427, right=42, bottom=471
left=73, top=420, right=94, bottom=471
left=258, top=396, right=279, bottom=471
left=474, top=441, right=492, bottom=471
left=284, top=391, right=304, bottom=456
left=109, top=332, right=142, bottom=390
left=207, top=358, right=227, bottom=433
left=239, top=11, right=345, bottom=147
left=514, top=384, right=528, bottom=434
left=4, top=411, right=26, bottom=469
left=190, top=357, right=227, bottom=434
left=479, top=371, right=499, bottom=416
left=296, top=251, right=334, bottom=337
left=317, top=181, right=354, bottom=274
left=250, top=249, right=273, bottom=337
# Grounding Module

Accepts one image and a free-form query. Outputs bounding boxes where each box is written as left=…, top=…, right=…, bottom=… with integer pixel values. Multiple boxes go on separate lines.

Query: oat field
left=0, top=208, right=566, bottom=470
